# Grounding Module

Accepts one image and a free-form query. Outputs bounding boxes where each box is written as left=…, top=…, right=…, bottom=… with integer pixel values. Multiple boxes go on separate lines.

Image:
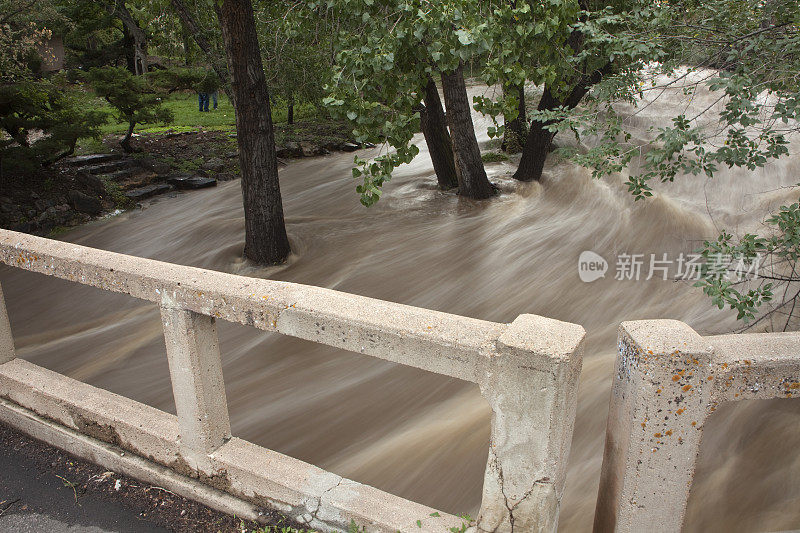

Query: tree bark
left=512, top=87, right=559, bottom=182
left=512, top=7, right=611, bottom=182
left=120, top=120, right=136, bottom=153
left=501, top=82, right=527, bottom=153
left=121, top=25, right=136, bottom=74
left=181, top=21, right=192, bottom=66
left=513, top=67, right=607, bottom=182
left=419, top=77, right=458, bottom=190
left=216, top=0, right=291, bottom=265
left=104, top=0, right=148, bottom=75
left=440, top=64, right=494, bottom=199
left=287, top=94, right=294, bottom=125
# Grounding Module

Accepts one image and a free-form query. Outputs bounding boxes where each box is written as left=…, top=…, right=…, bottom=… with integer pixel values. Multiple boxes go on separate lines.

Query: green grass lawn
left=77, top=92, right=320, bottom=154
left=96, top=92, right=318, bottom=136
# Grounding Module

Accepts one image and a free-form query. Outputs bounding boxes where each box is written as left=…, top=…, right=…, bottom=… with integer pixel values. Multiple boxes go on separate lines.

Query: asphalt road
left=0, top=424, right=166, bottom=533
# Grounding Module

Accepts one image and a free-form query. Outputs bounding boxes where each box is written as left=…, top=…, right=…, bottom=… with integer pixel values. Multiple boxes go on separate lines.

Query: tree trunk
left=501, top=82, right=527, bottom=153
left=120, top=120, right=136, bottom=153
left=512, top=20, right=611, bottom=183
left=513, top=81, right=595, bottom=182
left=181, top=21, right=192, bottom=66
left=287, top=94, right=294, bottom=125
left=216, top=0, right=290, bottom=265
left=440, top=65, right=494, bottom=199
left=121, top=25, right=136, bottom=74
left=419, top=77, right=458, bottom=190
left=105, top=0, right=148, bottom=75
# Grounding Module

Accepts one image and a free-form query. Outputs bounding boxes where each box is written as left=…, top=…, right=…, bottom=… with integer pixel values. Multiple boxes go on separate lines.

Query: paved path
left=0, top=424, right=166, bottom=533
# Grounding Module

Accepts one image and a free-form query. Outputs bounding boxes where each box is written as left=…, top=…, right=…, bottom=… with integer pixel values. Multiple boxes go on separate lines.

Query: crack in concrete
left=485, top=449, right=553, bottom=533
left=307, top=475, right=344, bottom=528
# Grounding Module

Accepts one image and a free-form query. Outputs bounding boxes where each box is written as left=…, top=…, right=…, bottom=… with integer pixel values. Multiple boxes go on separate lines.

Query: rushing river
left=3, top=77, right=800, bottom=532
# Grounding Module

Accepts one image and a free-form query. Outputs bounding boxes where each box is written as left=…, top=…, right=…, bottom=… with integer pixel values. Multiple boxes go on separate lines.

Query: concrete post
left=476, top=315, right=584, bottom=533
left=160, top=300, right=231, bottom=463
left=593, top=320, right=714, bottom=533
left=0, top=282, right=15, bottom=364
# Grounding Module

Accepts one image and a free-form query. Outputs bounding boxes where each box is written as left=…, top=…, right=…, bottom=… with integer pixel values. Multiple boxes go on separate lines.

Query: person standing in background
left=197, top=70, right=219, bottom=112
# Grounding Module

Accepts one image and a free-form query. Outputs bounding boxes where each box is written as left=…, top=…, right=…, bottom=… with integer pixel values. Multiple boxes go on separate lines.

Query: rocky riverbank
left=0, top=121, right=365, bottom=236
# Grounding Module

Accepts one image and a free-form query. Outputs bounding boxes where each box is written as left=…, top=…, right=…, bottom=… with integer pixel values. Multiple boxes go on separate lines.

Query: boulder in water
left=340, top=142, right=360, bottom=152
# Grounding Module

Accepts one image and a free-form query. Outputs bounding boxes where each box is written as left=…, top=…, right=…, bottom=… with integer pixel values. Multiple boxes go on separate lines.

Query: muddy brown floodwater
left=3, top=76, right=800, bottom=532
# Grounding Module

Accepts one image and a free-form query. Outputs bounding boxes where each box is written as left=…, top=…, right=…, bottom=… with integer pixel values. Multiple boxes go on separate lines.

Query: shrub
left=86, top=66, right=173, bottom=152
left=0, top=76, right=107, bottom=177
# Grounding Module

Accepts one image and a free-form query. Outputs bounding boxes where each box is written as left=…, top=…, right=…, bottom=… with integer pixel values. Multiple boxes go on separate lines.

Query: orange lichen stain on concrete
left=665, top=430, right=673, bottom=436
left=744, top=360, right=752, bottom=365
left=656, top=388, right=662, bottom=394
left=672, top=375, right=681, bottom=382
left=654, top=433, right=662, bottom=438
left=691, top=421, right=697, bottom=426
left=676, top=408, right=685, bottom=415
left=678, top=437, right=683, bottom=444
left=641, top=422, right=647, bottom=429
left=707, top=376, right=714, bottom=381
left=735, top=393, right=740, bottom=397
left=722, top=363, right=728, bottom=369
left=682, top=384, right=692, bottom=392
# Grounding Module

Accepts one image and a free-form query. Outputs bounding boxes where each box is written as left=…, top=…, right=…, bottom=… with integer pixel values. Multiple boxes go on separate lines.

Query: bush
left=86, top=66, right=173, bottom=152
left=0, top=75, right=107, bottom=176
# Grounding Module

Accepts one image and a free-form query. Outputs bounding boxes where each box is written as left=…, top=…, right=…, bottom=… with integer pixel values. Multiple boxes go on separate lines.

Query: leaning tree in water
left=321, top=0, right=496, bottom=205
left=318, top=0, right=657, bottom=203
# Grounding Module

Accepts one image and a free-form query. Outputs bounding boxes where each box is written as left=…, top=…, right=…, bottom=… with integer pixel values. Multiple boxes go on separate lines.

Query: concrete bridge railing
left=0, top=229, right=585, bottom=533
left=594, top=319, right=800, bottom=532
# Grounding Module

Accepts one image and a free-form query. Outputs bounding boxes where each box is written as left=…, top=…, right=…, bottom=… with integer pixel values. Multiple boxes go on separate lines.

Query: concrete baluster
left=593, top=320, right=714, bottom=533
left=160, top=298, right=231, bottom=465
left=476, top=314, right=585, bottom=533
left=0, top=282, right=15, bottom=364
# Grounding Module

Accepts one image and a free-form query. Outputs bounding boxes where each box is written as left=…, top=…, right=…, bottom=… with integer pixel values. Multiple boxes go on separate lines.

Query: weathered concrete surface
left=207, top=437, right=466, bottom=531
left=160, top=301, right=231, bottom=464
left=0, top=397, right=264, bottom=524
left=0, top=360, right=467, bottom=531
left=0, top=359, right=181, bottom=466
left=707, top=331, right=800, bottom=403
left=0, top=282, right=14, bottom=364
left=0, top=229, right=500, bottom=381
left=0, top=378, right=466, bottom=532
left=594, top=321, right=800, bottom=533
left=476, top=314, right=585, bottom=533
left=0, top=229, right=587, bottom=532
